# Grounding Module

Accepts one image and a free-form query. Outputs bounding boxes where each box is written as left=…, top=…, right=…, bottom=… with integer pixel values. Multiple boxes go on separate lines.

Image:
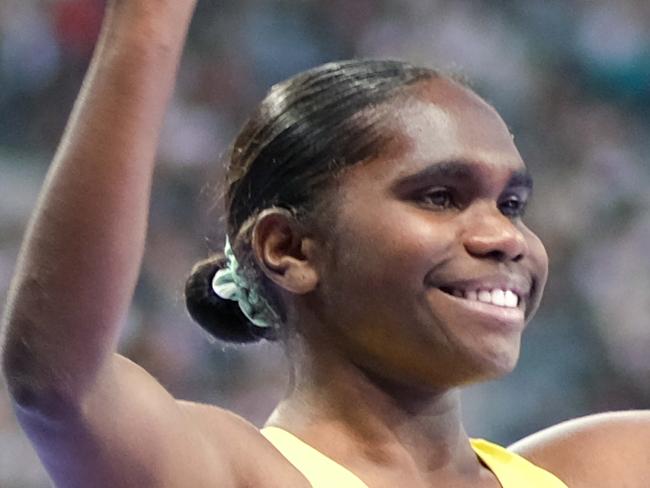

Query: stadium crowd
left=1, top=1, right=649, bottom=485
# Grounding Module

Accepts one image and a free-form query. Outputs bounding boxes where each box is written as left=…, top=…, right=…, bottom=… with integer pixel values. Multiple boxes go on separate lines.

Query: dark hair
left=185, top=59, right=439, bottom=343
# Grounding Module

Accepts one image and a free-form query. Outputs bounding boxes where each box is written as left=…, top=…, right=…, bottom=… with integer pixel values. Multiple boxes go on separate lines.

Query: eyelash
left=416, top=188, right=457, bottom=210
left=499, top=195, right=528, bottom=218
left=416, top=188, right=528, bottom=218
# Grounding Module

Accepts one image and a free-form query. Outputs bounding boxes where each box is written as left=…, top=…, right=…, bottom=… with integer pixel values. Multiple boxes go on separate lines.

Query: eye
left=499, top=195, right=527, bottom=218
left=417, top=188, right=455, bottom=210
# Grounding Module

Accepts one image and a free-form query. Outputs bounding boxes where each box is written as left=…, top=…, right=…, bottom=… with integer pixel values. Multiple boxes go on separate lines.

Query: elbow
left=1, top=281, right=81, bottom=415
left=3, top=369, right=50, bottom=413
left=2, top=331, right=48, bottom=410
left=2, top=326, right=75, bottom=416
left=2, top=292, right=96, bottom=417
left=3, top=357, right=81, bottom=420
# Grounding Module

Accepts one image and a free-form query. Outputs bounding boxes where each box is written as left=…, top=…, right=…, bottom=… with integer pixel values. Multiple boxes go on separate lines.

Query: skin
left=1, top=1, right=649, bottom=487
left=258, top=79, right=546, bottom=488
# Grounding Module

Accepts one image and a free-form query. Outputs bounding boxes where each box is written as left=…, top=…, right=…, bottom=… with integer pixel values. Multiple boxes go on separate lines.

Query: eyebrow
left=391, top=159, right=533, bottom=192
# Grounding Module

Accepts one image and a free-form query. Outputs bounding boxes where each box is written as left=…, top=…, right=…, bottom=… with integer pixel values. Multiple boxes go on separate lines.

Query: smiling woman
left=1, top=1, right=649, bottom=488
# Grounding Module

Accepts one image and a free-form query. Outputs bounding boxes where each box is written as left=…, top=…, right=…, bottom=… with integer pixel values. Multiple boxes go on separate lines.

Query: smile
left=433, top=286, right=526, bottom=331
left=439, top=287, right=520, bottom=309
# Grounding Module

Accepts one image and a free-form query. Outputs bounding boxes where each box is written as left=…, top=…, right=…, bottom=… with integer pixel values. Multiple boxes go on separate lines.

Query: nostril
left=484, top=249, right=508, bottom=262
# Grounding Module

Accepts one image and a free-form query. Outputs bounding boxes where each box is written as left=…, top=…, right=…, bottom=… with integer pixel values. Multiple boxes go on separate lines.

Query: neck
left=266, top=341, right=482, bottom=481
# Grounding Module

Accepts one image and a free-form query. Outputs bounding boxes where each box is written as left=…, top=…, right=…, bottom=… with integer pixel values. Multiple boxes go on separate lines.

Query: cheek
left=526, top=229, right=549, bottom=283
left=318, top=205, right=458, bottom=369
left=332, top=202, right=456, bottom=297
left=522, top=227, right=549, bottom=318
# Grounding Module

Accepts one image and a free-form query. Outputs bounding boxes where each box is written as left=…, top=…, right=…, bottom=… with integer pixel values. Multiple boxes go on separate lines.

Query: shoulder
left=509, top=410, right=650, bottom=488
left=177, top=400, right=311, bottom=488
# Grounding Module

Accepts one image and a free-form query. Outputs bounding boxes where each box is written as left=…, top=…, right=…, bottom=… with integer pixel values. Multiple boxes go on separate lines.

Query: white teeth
left=478, top=290, right=492, bottom=303
left=491, top=289, right=505, bottom=306
left=504, top=290, right=519, bottom=308
left=448, top=288, right=520, bottom=309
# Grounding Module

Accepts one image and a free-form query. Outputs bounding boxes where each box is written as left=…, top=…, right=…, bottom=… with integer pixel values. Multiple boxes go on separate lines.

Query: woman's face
left=311, top=78, right=548, bottom=389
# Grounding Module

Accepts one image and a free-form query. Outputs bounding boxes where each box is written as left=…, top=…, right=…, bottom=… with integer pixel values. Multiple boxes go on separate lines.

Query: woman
left=2, top=1, right=649, bottom=487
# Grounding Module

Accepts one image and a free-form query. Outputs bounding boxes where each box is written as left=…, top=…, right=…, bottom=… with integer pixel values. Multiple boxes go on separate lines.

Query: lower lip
left=431, top=289, right=525, bottom=331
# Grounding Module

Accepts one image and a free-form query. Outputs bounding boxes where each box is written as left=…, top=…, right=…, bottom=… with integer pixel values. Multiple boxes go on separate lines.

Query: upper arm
left=13, top=354, right=240, bottom=488
left=510, top=411, right=650, bottom=488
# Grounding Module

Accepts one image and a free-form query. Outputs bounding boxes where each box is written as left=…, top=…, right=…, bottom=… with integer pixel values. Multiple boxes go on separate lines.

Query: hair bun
left=184, top=255, right=274, bottom=343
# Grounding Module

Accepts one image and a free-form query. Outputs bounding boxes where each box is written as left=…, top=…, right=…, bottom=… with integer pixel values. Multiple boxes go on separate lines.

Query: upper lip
left=433, top=275, right=533, bottom=301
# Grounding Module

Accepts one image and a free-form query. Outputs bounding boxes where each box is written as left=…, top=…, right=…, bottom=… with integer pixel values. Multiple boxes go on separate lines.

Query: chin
left=468, top=346, right=521, bottom=384
left=438, top=337, right=522, bottom=388
left=408, top=348, right=521, bottom=391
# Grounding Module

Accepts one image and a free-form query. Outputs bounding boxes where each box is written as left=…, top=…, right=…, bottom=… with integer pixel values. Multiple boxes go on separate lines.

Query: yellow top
left=261, top=426, right=568, bottom=487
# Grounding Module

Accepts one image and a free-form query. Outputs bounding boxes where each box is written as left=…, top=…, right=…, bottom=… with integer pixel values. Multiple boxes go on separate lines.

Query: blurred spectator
left=52, top=0, right=103, bottom=61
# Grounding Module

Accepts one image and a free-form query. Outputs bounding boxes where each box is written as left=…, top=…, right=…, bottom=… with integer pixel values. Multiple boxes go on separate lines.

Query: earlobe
left=251, top=208, right=320, bottom=294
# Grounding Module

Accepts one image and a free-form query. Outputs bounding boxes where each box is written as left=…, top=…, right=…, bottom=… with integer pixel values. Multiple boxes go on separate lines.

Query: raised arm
left=0, top=1, right=254, bottom=487
left=2, top=0, right=195, bottom=411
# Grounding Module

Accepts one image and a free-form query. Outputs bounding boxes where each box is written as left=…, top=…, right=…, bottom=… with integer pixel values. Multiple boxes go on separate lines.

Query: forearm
left=1, top=0, right=197, bottom=411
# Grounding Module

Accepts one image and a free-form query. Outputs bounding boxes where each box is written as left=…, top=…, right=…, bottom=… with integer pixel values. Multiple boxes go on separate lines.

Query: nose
left=463, top=204, right=528, bottom=262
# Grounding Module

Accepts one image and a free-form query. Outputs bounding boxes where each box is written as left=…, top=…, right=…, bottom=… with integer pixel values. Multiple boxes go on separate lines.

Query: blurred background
left=1, top=0, right=650, bottom=485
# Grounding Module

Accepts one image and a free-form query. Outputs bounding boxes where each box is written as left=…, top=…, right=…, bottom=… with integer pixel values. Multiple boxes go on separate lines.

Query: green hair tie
left=211, top=237, right=277, bottom=328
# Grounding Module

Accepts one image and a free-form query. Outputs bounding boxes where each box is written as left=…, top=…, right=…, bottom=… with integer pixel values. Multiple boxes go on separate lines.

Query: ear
left=251, top=208, right=319, bottom=294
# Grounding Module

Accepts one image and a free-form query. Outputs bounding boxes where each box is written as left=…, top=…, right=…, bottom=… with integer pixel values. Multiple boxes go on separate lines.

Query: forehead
left=358, top=78, right=526, bottom=183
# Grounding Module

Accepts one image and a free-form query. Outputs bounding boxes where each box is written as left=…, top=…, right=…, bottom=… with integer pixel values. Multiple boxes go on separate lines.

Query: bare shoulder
left=510, top=410, right=650, bottom=488
left=178, top=400, right=310, bottom=488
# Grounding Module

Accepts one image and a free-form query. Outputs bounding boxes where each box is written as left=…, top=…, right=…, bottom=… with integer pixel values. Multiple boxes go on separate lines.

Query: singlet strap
left=262, top=427, right=568, bottom=488
left=261, top=426, right=369, bottom=487
left=470, top=439, right=569, bottom=488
